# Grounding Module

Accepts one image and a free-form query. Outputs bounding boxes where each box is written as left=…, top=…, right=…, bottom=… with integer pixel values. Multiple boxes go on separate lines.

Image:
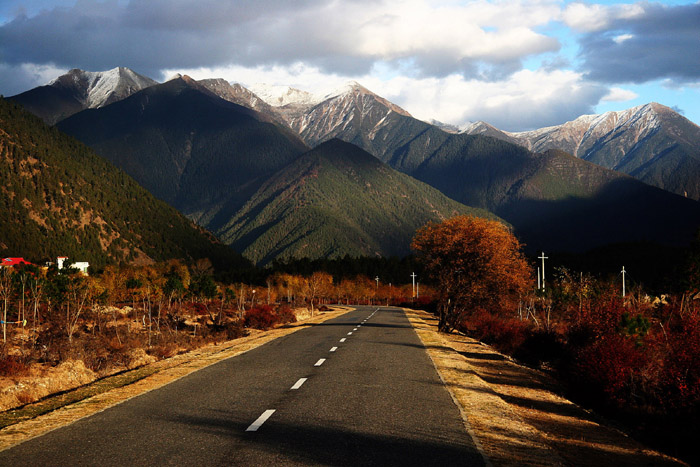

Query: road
left=0, top=306, right=484, bottom=466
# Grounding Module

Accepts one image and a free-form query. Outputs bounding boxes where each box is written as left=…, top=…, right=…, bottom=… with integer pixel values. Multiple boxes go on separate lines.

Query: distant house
left=1, top=257, right=33, bottom=268
left=55, top=256, right=90, bottom=275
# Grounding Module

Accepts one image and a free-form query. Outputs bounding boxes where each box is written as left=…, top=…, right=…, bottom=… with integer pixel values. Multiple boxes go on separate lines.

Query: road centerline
left=314, top=358, right=326, bottom=367
left=246, top=409, right=276, bottom=432
left=290, top=378, right=307, bottom=390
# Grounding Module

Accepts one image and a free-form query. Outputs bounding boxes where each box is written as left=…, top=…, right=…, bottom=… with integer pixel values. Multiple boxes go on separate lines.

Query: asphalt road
left=0, top=306, right=484, bottom=466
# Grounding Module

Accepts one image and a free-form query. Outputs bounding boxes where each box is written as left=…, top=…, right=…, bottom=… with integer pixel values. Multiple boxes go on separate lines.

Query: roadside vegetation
left=414, top=215, right=700, bottom=464
left=0, top=258, right=424, bottom=411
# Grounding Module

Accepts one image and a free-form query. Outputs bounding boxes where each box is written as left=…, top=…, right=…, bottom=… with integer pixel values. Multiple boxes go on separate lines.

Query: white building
left=56, top=256, right=90, bottom=275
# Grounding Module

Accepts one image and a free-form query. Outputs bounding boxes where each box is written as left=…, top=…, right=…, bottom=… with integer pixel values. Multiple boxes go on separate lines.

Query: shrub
left=276, top=305, right=297, bottom=325
left=513, top=330, right=564, bottom=367
left=0, top=355, right=28, bottom=377
left=463, top=310, right=528, bottom=355
left=244, top=305, right=277, bottom=330
left=656, top=313, right=700, bottom=411
left=568, top=334, right=646, bottom=407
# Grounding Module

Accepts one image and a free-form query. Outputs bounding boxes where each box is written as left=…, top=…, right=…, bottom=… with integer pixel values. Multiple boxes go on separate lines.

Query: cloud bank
left=0, top=0, right=697, bottom=130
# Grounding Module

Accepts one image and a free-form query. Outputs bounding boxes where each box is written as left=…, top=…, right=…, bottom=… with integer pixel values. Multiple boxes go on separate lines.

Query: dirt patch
left=0, top=307, right=350, bottom=451
left=404, top=308, right=685, bottom=467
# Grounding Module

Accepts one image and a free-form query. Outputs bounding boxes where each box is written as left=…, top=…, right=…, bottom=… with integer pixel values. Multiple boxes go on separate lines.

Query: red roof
left=2, top=258, right=33, bottom=267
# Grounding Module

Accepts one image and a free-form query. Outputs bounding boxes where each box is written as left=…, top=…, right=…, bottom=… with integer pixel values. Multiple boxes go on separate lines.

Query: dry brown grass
left=0, top=360, right=98, bottom=412
left=0, top=306, right=349, bottom=451
left=404, top=308, right=685, bottom=467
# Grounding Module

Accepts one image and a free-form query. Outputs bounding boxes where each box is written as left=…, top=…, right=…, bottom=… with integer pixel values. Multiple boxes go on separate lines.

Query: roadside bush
left=463, top=310, right=528, bottom=355
left=244, top=305, right=277, bottom=330
left=513, top=330, right=564, bottom=367
left=568, top=334, right=646, bottom=407
left=276, top=305, right=297, bottom=325
left=0, top=354, right=28, bottom=377
left=656, top=313, right=700, bottom=411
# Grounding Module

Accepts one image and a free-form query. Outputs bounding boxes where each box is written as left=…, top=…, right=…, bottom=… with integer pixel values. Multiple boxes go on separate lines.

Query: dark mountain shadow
left=498, top=177, right=700, bottom=253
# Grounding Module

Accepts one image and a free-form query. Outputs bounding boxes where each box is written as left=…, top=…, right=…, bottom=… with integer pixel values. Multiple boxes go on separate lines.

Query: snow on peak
left=49, top=67, right=157, bottom=108
left=248, top=83, right=321, bottom=107
left=321, top=81, right=370, bottom=100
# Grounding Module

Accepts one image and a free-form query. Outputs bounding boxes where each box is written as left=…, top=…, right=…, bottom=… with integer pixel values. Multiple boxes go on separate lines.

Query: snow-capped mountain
left=49, top=67, right=158, bottom=109
left=193, top=78, right=290, bottom=127
left=284, top=81, right=413, bottom=149
left=249, top=83, right=321, bottom=108
left=10, top=67, right=157, bottom=124
left=462, top=103, right=700, bottom=200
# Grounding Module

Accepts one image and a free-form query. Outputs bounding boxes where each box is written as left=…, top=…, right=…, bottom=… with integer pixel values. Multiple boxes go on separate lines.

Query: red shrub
left=657, top=313, right=700, bottom=410
left=276, top=305, right=297, bottom=325
left=464, top=310, right=528, bottom=355
left=569, top=334, right=646, bottom=406
left=0, top=355, right=28, bottom=377
left=244, top=305, right=277, bottom=330
left=193, top=303, right=208, bottom=316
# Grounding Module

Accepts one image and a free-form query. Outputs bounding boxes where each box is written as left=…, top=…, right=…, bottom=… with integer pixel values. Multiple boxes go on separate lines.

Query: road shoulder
left=404, top=308, right=685, bottom=467
left=0, top=308, right=351, bottom=451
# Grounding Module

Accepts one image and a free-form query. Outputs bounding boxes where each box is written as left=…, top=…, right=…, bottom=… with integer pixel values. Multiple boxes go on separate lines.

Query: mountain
left=9, top=67, right=157, bottom=125
left=194, top=79, right=290, bottom=128
left=244, top=83, right=700, bottom=252
left=0, top=97, right=251, bottom=271
left=286, top=82, right=415, bottom=151
left=56, top=76, right=308, bottom=232
left=215, top=139, right=498, bottom=265
left=373, top=128, right=700, bottom=253
left=463, top=103, right=700, bottom=201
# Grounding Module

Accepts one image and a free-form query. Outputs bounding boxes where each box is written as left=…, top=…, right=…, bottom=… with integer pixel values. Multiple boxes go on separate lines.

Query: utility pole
left=621, top=266, right=626, bottom=298
left=538, top=252, right=548, bottom=291
left=375, top=276, right=379, bottom=289
left=411, top=272, right=417, bottom=298
left=537, top=267, right=541, bottom=290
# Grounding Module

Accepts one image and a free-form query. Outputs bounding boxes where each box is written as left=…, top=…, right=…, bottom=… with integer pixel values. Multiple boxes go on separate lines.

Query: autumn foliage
left=412, top=215, right=531, bottom=332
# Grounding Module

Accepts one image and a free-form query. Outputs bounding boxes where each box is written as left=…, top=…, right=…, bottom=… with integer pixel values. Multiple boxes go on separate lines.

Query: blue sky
left=1, top=0, right=698, bottom=131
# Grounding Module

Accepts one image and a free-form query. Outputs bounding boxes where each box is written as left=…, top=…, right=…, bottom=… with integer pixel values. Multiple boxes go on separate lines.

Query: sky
left=0, top=0, right=698, bottom=132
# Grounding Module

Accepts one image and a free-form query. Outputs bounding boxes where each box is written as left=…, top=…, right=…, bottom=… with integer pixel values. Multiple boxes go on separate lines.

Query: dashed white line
left=330, top=346, right=338, bottom=352
left=246, top=409, right=275, bottom=432
left=291, top=378, right=307, bottom=390
left=339, top=338, right=346, bottom=343
left=314, top=358, right=326, bottom=367
left=353, top=328, right=358, bottom=331
left=347, top=332, right=353, bottom=335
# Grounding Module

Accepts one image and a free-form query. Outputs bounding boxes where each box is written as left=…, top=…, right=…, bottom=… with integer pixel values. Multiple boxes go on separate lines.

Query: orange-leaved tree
left=412, top=215, right=531, bottom=332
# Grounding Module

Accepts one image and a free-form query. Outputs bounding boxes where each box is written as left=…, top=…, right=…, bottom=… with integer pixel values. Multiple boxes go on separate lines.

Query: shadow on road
left=165, top=412, right=486, bottom=466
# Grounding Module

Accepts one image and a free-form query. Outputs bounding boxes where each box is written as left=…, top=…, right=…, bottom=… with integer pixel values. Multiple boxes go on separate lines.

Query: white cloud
left=602, top=87, right=638, bottom=102
left=381, top=69, right=606, bottom=131
left=562, top=2, right=644, bottom=32
left=613, top=33, right=634, bottom=44
left=0, top=0, right=563, bottom=83
left=161, top=62, right=607, bottom=132
left=0, top=62, right=67, bottom=96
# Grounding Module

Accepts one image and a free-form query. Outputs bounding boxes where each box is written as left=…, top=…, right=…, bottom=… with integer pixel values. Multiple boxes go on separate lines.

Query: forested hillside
left=217, top=139, right=499, bottom=264
left=56, top=76, right=308, bottom=230
left=0, top=97, right=251, bottom=272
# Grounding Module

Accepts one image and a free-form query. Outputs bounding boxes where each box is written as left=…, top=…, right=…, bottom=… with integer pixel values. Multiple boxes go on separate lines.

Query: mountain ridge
left=463, top=102, right=700, bottom=200
left=56, top=76, right=309, bottom=231
left=9, top=67, right=157, bottom=125
left=216, top=138, right=499, bottom=264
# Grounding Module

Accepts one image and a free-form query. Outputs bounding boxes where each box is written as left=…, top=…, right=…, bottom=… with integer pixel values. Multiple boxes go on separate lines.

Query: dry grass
left=403, top=308, right=685, bottom=467
left=0, top=360, right=98, bottom=413
left=0, top=306, right=350, bottom=451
